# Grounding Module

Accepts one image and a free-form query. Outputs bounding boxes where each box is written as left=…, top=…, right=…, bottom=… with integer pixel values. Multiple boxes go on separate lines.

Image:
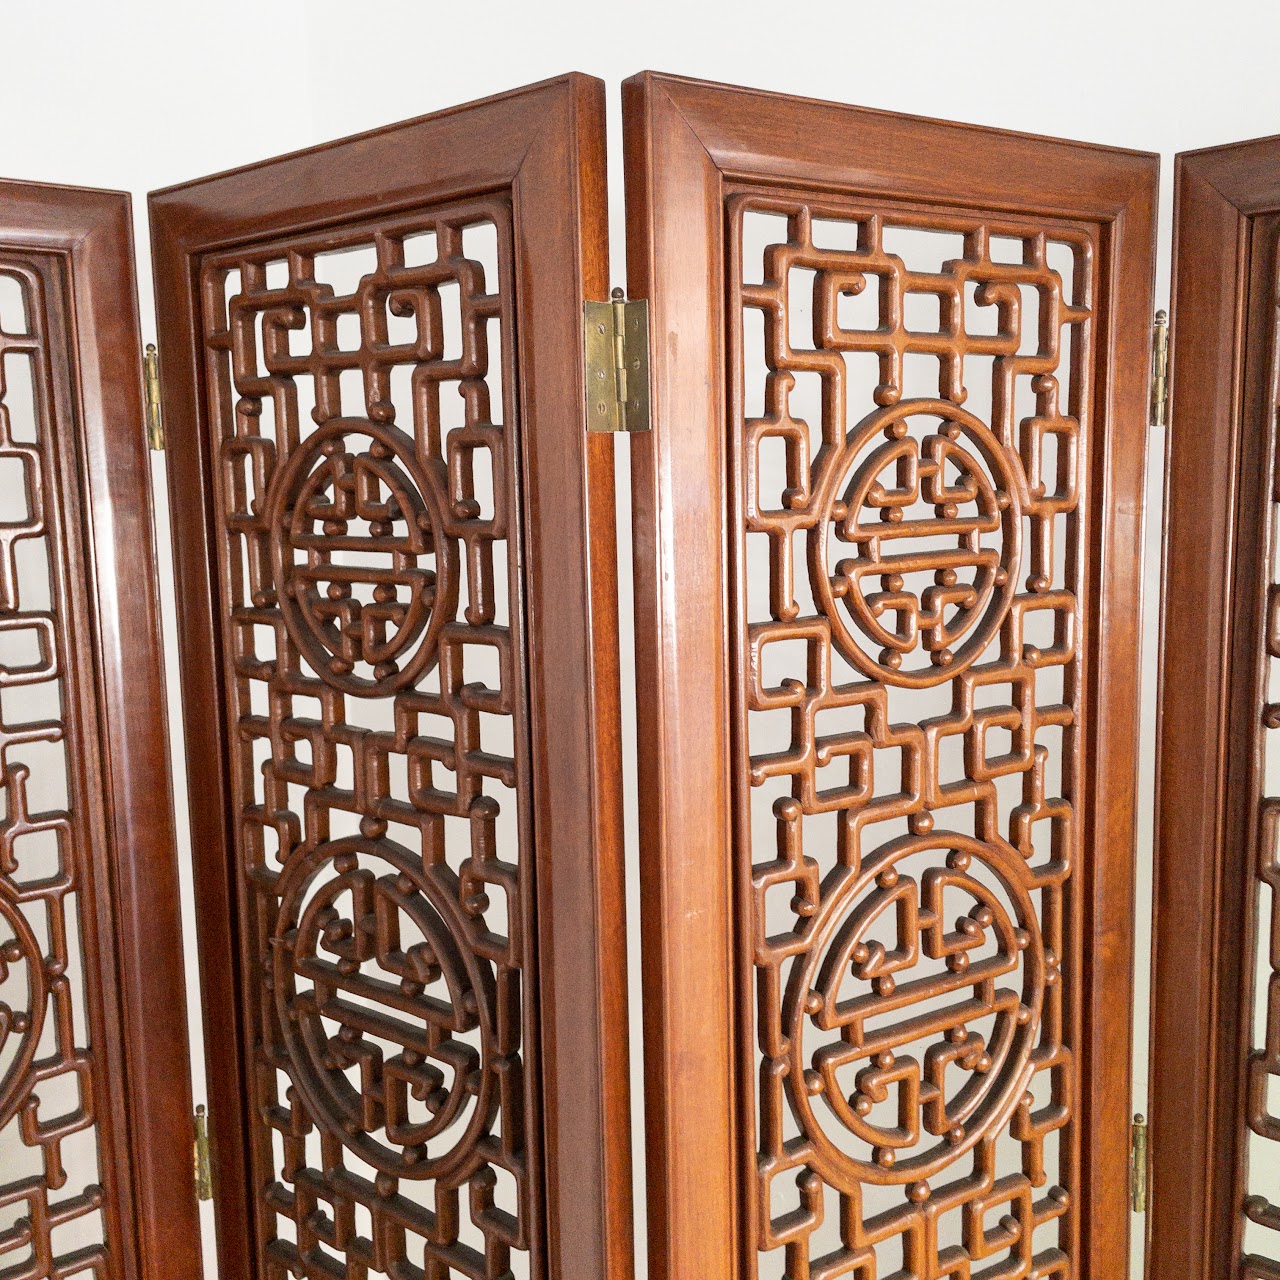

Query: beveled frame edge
left=146, top=73, right=633, bottom=1280
left=1148, top=139, right=1280, bottom=1280
left=622, top=70, right=1158, bottom=1280
left=0, top=179, right=203, bottom=1280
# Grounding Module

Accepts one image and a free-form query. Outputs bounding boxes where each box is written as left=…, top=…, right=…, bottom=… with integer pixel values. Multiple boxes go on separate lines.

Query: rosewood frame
left=622, top=71, right=1157, bottom=1280
left=0, top=180, right=202, bottom=1280
left=148, top=75, right=632, bottom=1280
left=1149, top=136, right=1280, bottom=1280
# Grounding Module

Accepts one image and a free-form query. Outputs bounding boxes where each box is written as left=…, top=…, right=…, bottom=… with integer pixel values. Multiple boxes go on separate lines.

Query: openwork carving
left=732, top=195, right=1089, bottom=1276
left=201, top=203, right=533, bottom=1278
left=0, top=262, right=111, bottom=1275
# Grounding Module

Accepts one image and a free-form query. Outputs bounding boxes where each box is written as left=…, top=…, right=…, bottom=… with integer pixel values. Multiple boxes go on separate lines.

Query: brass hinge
left=583, top=288, right=650, bottom=433
left=143, top=343, right=164, bottom=451
left=194, top=1103, right=212, bottom=1202
left=1131, top=1112, right=1148, bottom=1213
left=1150, top=309, right=1169, bottom=428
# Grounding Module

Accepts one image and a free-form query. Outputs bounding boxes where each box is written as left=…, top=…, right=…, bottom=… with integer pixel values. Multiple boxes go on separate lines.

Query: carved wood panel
left=200, top=201, right=535, bottom=1279
left=624, top=73, right=1155, bottom=1280
left=0, top=251, right=118, bottom=1280
left=733, top=193, right=1089, bottom=1280
left=151, top=76, right=631, bottom=1280
left=0, top=184, right=201, bottom=1280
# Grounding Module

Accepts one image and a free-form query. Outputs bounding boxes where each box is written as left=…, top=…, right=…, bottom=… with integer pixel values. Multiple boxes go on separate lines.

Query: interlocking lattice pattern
left=1242, top=264, right=1280, bottom=1280
left=729, top=194, right=1094, bottom=1279
left=200, top=200, right=536, bottom=1279
left=0, top=263, right=111, bottom=1276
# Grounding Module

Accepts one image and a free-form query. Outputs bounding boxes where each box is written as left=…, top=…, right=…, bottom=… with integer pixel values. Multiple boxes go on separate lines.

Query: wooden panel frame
left=148, top=75, right=632, bottom=1280
left=622, top=71, right=1157, bottom=1280
left=0, top=180, right=202, bottom=1280
left=1149, top=136, right=1280, bottom=1280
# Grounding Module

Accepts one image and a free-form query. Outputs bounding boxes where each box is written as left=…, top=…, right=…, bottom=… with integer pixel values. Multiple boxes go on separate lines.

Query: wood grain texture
left=624, top=71, right=1156, bottom=1280
left=0, top=179, right=201, bottom=1280
left=149, top=74, right=631, bottom=1280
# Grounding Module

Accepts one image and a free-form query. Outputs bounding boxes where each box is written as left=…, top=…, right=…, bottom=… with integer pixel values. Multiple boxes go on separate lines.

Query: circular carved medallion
left=269, top=419, right=456, bottom=697
left=784, top=834, right=1046, bottom=1186
left=0, top=894, right=45, bottom=1129
left=809, top=399, right=1022, bottom=687
left=271, top=835, right=495, bottom=1180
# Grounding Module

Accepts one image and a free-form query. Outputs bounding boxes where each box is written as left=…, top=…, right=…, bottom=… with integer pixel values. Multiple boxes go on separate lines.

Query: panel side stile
left=623, top=71, right=740, bottom=1280
left=511, top=72, right=635, bottom=1280
left=148, top=201, right=259, bottom=1279
left=1149, top=147, right=1263, bottom=1280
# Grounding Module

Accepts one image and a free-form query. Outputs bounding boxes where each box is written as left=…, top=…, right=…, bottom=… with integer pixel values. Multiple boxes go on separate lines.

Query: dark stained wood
left=624, top=71, right=1157, bottom=1280
left=149, top=74, right=632, bottom=1280
left=1151, top=136, right=1280, bottom=1280
left=0, top=179, right=202, bottom=1280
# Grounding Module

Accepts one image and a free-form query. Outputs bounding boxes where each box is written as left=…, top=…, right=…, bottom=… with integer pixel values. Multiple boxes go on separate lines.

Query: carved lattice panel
left=199, top=200, right=537, bottom=1279
left=0, top=260, right=119, bottom=1277
left=730, top=194, right=1093, bottom=1278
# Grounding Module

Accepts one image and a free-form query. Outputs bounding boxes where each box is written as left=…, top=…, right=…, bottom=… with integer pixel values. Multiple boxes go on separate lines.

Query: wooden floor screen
left=10, top=68, right=1280, bottom=1280
left=0, top=183, right=200, bottom=1280
left=1150, top=134, right=1280, bottom=1280
left=149, top=75, right=632, bottom=1280
left=625, top=74, right=1157, bottom=1280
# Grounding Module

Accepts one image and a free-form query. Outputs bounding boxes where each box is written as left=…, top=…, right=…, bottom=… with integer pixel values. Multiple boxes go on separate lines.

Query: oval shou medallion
left=271, top=833, right=501, bottom=1181
left=270, top=419, right=456, bottom=697
left=734, top=195, right=1087, bottom=1276
left=809, top=400, right=1022, bottom=686
left=782, top=834, right=1047, bottom=1186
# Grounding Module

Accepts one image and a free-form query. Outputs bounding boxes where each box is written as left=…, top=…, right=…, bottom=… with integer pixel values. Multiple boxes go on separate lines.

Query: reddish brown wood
left=624, top=72, right=1157, bottom=1280
left=0, top=180, right=201, bottom=1280
left=1151, top=136, right=1280, bottom=1280
left=149, top=75, right=632, bottom=1280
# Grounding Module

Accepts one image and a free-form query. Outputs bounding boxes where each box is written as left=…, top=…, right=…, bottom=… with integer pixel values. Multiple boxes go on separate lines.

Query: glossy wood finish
left=149, top=75, right=631, bottom=1280
left=1150, top=136, right=1280, bottom=1280
left=0, top=180, right=201, bottom=1280
left=624, top=72, right=1157, bottom=1280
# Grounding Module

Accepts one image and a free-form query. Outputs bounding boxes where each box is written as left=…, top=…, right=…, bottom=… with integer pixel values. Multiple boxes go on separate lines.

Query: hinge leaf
left=1130, top=1112, right=1148, bottom=1213
left=194, top=1103, right=213, bottom=1202
left=143, top=343, right=165, bottom=451
left=584, top=289, right=650, bottom=433
left=1151, top=310, right=1169, bottom=428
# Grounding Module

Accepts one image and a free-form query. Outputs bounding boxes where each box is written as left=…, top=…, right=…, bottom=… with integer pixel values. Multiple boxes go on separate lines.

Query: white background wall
left=4, top=1, right=1280, bottom=1274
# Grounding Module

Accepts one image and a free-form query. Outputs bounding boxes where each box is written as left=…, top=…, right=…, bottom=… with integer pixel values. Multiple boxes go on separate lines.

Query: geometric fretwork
left=199, top=199, right=533, bottom=1279
left=0, top=262, right=110, bottom=1276
left=730, top=193, right=1092, bottom=1279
